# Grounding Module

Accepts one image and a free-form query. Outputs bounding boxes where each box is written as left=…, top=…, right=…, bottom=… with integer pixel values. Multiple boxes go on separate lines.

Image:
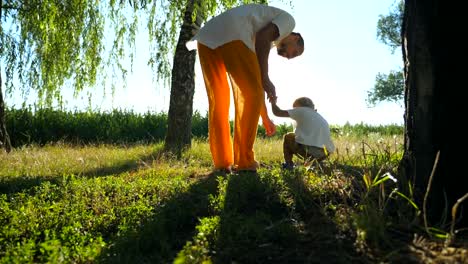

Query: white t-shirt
left=287, top=107, right=336, bottom=153
left=186, top=4, right=295, bottom=52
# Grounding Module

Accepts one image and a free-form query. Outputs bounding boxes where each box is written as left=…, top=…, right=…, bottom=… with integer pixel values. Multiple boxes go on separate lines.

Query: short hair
left=293, top=97, right=315, bottom=110
left=291, top=32, right=304, bottom=49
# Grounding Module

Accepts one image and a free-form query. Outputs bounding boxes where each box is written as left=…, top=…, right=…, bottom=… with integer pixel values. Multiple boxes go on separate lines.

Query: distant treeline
left=5, top=107, right=403, bottom=147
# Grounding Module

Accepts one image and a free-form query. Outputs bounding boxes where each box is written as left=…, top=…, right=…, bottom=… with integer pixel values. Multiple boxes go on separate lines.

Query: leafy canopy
left=1, top=0, right=268, bottom=107
left=376, top=0, right=403, bottom=54
left=1, top=0, right=105, bottom=105
left=367, top=70, right=404, bottom=106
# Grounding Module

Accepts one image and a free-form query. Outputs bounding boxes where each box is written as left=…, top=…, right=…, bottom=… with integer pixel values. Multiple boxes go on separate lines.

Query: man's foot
left=214, top=166, right=233, bottom=174
left=233, top=161, right=259, bottom=173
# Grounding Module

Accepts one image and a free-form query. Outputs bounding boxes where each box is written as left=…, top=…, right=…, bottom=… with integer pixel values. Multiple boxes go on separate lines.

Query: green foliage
left=6, top=106, right=168, bottom=146
left=257, top=122, right=293, bottom=138
left=1, top=0, right=106, bottom=105
left=339, top=122, right=403, bottom=137
left=191, top=110, right=209, bottom=139
left=367, top=70, right=404, bottom=106
left=369, top=0, right=404, bottom=106
left=6, top=107, right=403, bottom=147
left=376, top=0, right=403, bottom=54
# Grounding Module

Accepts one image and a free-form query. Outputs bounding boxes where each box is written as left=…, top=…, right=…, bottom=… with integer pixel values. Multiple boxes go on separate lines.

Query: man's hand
left=263, top=78, right=277, bottom=102
left=262, top=117, right=276, bottom=137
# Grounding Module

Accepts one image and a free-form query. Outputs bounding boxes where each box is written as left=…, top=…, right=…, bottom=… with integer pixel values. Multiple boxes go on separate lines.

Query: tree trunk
left=0, top=2, right=12, bottom=153
left=0, top=71, right=12, bottom=153
left=400, top=0, right=465, bottom=228
left=164, top=0, right=203, bottom=154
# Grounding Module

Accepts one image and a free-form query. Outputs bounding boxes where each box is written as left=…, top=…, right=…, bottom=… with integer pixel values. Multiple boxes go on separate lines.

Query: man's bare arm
left=255, top=22, right=279, bottom=101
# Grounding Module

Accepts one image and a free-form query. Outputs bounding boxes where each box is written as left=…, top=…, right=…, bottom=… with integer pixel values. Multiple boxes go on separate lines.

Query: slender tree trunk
left=164, top=0, right=203, bottom=154
left=0, top=70, right=12, bottom=153
left=0, top=2, right=12, bottom=153
left=400, top=0, right=465, bottom=227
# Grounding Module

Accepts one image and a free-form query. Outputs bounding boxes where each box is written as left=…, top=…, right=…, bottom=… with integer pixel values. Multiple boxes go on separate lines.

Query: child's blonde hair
left=293, top=97, right=315, bottom=110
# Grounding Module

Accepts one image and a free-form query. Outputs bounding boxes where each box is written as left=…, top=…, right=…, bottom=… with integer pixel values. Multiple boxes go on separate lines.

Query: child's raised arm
left=271, top=100, right=290, bottom=118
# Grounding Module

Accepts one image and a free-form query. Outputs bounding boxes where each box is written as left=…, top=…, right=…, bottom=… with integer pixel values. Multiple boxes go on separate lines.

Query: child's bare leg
left=283, top=132, right=297, bottom=165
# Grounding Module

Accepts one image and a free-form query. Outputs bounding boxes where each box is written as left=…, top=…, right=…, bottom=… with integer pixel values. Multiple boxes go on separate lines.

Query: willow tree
left=400, top=0, right=466, bottom=229
left=0, top=1, right=104, bottom=152
left=0, top=0, right=146, bottom=152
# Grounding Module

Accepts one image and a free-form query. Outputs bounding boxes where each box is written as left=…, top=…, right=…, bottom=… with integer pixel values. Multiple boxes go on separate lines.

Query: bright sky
left=5, top=0, right=403, bottom=126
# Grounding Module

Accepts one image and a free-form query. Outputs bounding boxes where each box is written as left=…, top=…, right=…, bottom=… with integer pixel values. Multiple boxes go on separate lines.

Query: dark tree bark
left=164, top=0, right=203, bottom=154
left=400, top=0, right=465, bottom=228
left=0, top=70, right=12, bottom=153
left=0, top=2, right=12, bottom=153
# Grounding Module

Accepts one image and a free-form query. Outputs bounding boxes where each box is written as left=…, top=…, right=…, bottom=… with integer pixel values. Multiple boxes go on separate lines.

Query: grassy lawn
left=1, top=136, right=466, bottom=263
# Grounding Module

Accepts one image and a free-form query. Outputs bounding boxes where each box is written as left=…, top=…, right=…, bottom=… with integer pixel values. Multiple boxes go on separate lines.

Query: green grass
left=2, top=134, right=450, bottom=263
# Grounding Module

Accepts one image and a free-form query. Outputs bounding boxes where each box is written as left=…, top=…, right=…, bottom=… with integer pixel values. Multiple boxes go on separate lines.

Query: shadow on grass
left=280, top=170, right=366, bottom=263
left=209, top=170, right=367, bottom=264
left=213, top=172, right=294, bottom=263
left=0, top=147, right=165, bottom=195
left=80, top=148, right=167, bottom=178
left=0, top=176, right=61, bottom=195
left=98, top=172, right=222, bottom=263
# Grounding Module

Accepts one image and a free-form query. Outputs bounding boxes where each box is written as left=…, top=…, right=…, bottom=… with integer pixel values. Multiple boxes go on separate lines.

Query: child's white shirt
left=287, top=107, right=335, bottom=153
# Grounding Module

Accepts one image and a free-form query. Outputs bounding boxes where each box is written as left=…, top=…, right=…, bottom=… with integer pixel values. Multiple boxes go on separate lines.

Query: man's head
left=277, top=32, right=304, bottom=59
left=293, top=97, right=315, bottom=110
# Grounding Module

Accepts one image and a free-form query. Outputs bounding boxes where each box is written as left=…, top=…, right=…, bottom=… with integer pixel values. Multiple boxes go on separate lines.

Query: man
left=187, top=4, right=304, bottom=172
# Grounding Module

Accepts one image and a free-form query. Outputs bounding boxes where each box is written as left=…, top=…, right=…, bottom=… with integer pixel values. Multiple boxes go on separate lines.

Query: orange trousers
left=198, top=41, right=269, bottom=170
